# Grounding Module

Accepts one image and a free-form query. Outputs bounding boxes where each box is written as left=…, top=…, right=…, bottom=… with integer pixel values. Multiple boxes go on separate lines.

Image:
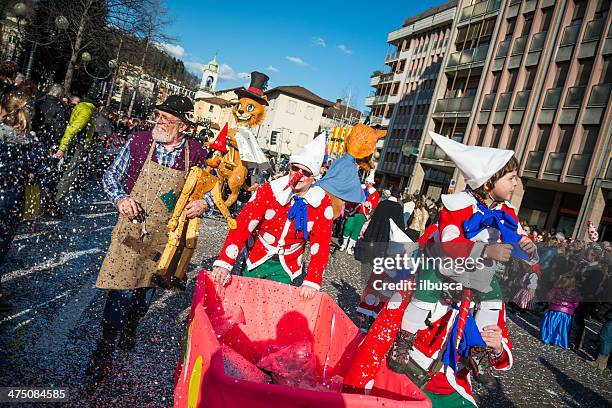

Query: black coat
left=32, top=95, right=67, bottom=149
left=359, top=198, right=405, bottom=262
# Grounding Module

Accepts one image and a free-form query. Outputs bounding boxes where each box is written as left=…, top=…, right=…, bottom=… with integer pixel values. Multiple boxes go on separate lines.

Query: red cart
left=174, top=271, right=430, bottom=408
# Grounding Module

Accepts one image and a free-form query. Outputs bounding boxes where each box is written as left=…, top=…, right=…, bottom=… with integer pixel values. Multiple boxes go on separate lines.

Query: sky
left=162, top=0, right=443, bottom=112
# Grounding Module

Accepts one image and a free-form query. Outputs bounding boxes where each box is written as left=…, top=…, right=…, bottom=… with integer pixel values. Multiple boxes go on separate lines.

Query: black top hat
left=155, top=95, right=194, bottom=124
left=235, top=71, right=269, bottom=106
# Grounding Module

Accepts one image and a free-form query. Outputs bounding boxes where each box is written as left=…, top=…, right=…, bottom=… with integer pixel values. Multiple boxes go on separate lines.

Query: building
left=320, top=98, right=363, bottom=130
left=366, top=1, right=458, bottom=189
left=108, top=61, right=195, bottom=115
left=0, top=16, right=22, bottom=61
left=256, top=86, right=333, bottom=157
left=396, top=0, right=611, bottom=240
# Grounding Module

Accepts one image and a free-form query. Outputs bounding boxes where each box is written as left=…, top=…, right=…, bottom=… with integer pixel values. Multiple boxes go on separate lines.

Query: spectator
left=406, top=200, right=429, bottom=241
left=540, top=275, right=579, bottom=349
left=0, top=88, right=43, bottom=311
left=0, top=60, right=18, bottom=84
left=32, top=84, right=68, bottom=216
left=53, top=96, right=97, bottom=206
left=572, top=244, right=605, bottom=350
left=402, top=193, right=415, bottom=226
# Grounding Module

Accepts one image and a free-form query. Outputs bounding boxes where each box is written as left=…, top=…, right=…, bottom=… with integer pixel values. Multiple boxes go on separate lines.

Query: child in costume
left=343, top=132, right=538, bottom=407
left=340, top=169, right=380, bottom=255
left=512, top=265, right=541, bottom=311
left=210, top=133, right=333, bottom=300
left=540, top=275, right=579, bottom=349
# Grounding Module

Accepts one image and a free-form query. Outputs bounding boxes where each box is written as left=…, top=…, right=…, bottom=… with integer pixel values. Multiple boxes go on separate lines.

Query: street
left=0, top=186, right=611, bottom=408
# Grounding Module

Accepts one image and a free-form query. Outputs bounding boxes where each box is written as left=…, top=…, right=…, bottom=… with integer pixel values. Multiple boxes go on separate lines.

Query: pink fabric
left=174, top=271, right=430, bottom=408
left=547, top=288, right=579, bottom=315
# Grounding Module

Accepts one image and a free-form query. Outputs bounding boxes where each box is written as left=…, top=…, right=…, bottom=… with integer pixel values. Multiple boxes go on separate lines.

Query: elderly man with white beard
left=86, top=95, right=212, bottom=382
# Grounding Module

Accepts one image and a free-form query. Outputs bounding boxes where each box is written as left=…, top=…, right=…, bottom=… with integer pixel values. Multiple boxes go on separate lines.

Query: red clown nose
left=284, top=170, right=304, bottom=190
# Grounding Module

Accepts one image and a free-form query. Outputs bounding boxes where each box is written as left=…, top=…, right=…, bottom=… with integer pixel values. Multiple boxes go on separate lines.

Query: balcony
left=513, top=90, right=531, bottom=110
left=496, top=92, right=513, bottom=111
left=496, top=39, right=511, bottom=58
left=379, top=73, right=395, bottom=83
left=373, top=95, right=389, bottom=105
left=364, top=96, right=375, bottom=106
left=587, top=83, right=612, bottom=107
left=543, top=87, right=563, bottom=109
left=564, top=86, right=586, bottom=107
left=434, top=96, right=475, bottom=114
left=560, top=24, right=581, bottom=46
left=567, top=154, right=591, bottom=178
left=511, top=35, right=528, bottom=55
left=530, top=31, right=548, bottom=52
left=583, top=18, right=605, bottom=42
left=459, top=0, right=502, bottom=23
left=557, top=23, right=582, bottom=62
left=481, top=93, right=496, bottom=111
left=606, top=157, right=612, bottom=180
left=446, top=44, right=490, bottom=69
left=370, top=75, right=381, bottom=87
left=544, top=152, right=567, bottom=174
left=423, top=144, right=449, bottom=161
left=579, top=18, right=606, bottom=58
left=525, top=151, right=544, bottom=172
left=385, top=51, right=400, bottom=62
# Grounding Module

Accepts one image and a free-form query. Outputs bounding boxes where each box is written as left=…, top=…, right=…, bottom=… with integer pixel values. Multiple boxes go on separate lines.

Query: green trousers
left=423, top=390, right=476, bottom=408
left=343, top=213, right=366, bottom=241
left=244, top=258, right=292, bottom=284
left=54, top=142, right=86, bottom=205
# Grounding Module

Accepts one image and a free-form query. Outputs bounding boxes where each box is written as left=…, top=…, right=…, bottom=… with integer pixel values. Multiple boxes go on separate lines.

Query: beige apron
left=96, top=141, right=190, bottom=290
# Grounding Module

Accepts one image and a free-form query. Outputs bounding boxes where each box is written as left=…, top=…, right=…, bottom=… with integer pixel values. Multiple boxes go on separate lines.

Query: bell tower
left=195, top=55, right=219, bottom=99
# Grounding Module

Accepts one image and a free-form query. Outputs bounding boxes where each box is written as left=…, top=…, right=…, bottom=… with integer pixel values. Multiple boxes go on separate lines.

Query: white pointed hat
left=289, top=132, right=327, bottom=177
left=429, top=131, right=514, bottom=189
left=365, top=168, right=376, bottom=184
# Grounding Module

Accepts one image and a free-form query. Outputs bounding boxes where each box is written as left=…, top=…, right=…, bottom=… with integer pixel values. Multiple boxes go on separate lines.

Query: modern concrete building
left=373, top=0, right=612, bottom=240
left=256, top=86, right=333, bottom=158
left=366, top=1, right=458, bottom=189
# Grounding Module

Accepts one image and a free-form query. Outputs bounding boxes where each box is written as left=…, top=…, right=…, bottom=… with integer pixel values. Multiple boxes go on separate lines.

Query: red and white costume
left=213, top=175, right=334, bottom=290
left=343, top=132, right=538, bottom=405
left=359, top=185, right=380, bottom=217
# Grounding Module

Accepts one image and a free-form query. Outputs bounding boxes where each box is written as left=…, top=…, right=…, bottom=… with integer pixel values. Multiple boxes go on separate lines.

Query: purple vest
left=124, top=131, right=208, bottom=194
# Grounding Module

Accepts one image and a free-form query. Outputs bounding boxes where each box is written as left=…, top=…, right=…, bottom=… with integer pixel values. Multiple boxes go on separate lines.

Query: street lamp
left=12, top=2, right=68, bottom=79
left=80, top=53, right=117, bottom=80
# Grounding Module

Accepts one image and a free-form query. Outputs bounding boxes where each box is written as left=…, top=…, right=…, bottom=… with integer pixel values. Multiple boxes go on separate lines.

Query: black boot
left=85, top=329, right=118, bottom=382
left=118, top=317, right=139, bottom=352
left=387, top=329, right=417, bottom=373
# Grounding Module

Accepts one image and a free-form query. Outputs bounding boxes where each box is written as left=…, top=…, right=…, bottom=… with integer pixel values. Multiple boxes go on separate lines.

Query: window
left=557, top=126, right=575, bottom=152
left=208, top=105, right=214, bottom=113
left=491, top=126, right=503, bottom=147
left=537, top=125, right=551, bottom=151
left=522, top=17, right=533, bottom=36
left=506, top=18, right=517, bottom=39
left=540, top=9, right=553, bottom=31
left=581, top=126, right=599, bottom=154
left=554, top=62, right=569, bottom=87
left=507, top=70, right=519, bottom=91
left=524, top=68, right=536, bottom=90
left=286, top=100, right=297, bottom=114
left=270, top=131, right=278, bottom=145
left=305, top=106, right=314, bottom=120
left=508, top=126, right=520, bottom=149
left=576, top=59, right=594, bottom=86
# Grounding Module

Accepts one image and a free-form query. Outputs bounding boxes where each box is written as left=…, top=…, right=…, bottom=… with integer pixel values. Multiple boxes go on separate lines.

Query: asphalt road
left=0, top=187, right=610, bottom=407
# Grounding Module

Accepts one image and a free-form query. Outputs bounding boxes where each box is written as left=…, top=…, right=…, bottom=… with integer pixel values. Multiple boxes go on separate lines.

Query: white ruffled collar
left=269, top=175, right=326, bottom=208
left=441, top=190, right=515, bottom=211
